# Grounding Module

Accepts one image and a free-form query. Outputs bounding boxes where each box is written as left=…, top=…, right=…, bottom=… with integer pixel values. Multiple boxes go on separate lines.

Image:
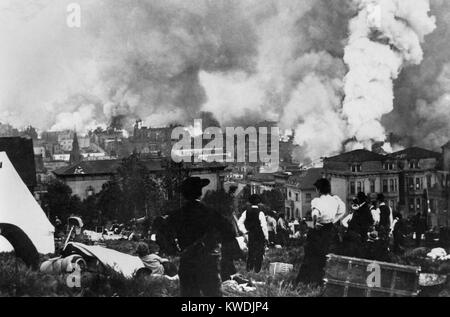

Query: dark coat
left=378, top=205, right=390, bottom=228
left=166, top=200, right=235, bottom=256
left=348, top=203, right=373, bottom=241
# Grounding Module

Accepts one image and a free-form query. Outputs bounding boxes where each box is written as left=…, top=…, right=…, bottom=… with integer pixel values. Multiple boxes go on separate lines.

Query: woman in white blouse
left=296, top=178, right=346, bottom=285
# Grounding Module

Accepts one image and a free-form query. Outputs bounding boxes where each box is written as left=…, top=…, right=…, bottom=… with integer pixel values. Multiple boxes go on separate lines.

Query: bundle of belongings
left=426, top=248, right=450, bottom=261
left=41, top=242, right=179, bottom=282
left=221, top=274, right=265, bottom=294
left=83, top=230, right=128, bottom=242
left=41, top=242, right=145, bottom=278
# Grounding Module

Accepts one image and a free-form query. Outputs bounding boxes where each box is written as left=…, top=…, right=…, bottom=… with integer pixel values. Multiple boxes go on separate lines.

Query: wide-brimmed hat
left=357, top=192, right=367, bottom=204
left=181, top=177, right=210, bottom=198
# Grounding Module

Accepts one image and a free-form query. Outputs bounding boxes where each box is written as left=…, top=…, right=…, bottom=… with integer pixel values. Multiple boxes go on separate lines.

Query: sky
left=0, top=0, right=448, bottom=161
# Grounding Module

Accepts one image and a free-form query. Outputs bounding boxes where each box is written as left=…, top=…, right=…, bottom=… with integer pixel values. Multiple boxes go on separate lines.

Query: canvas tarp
left=64, top=242, right=144, bottom=278
left=0, top=151, right=55, bottom=255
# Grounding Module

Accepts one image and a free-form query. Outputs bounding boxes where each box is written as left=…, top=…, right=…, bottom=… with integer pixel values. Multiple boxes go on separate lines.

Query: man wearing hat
left=345, top=192, right=374, bottom=258
left=166, top=176, right=235, bottom=297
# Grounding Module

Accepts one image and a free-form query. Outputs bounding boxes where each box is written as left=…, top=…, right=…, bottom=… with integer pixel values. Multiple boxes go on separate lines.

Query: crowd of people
left=57, top=175, right=432, bottom=296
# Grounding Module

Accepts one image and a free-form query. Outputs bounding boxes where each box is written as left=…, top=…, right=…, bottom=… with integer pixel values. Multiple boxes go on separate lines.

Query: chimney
left=442, top=142, right=450, bottom=171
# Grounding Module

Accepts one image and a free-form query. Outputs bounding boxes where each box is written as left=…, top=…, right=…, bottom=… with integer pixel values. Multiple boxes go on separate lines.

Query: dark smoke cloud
left=2, top=0, right=449, bottom=160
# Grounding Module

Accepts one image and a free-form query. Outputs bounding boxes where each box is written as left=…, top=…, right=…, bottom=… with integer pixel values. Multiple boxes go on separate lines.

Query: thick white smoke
left=0, top=0, right=440, bottom=162
left=343, top=0, right=436, bottom=150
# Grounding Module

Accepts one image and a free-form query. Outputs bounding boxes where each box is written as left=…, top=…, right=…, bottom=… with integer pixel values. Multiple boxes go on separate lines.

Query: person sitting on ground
left=393, top=213, right=407, bottom=254
left=136, top=242, right=177, bottom=277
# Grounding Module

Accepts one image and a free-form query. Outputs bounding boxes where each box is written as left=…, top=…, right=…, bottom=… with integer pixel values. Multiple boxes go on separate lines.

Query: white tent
left=0, top=152, right=54, bottom=254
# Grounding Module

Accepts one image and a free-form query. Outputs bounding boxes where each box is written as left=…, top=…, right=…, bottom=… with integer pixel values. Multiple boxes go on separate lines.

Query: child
left=136, top=242, right=176, bottom=276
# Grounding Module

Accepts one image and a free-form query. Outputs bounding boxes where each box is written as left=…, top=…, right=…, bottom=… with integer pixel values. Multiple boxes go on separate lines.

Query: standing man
left=413, top=212, right=427, bottom=247
left=376, top=194, right=393, bottom=240
left=277, top=213, right=288, bottom=247
left=238, top=194, right=269, bottom=273
left=266, top=211, right=277, bottom=246
left=346, top=192, right=374, bottom=258
left=166, top=177, right=235, bottom=297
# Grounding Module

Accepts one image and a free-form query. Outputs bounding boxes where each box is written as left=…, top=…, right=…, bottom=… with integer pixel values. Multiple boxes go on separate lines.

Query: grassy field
left=1, top=240, right=450, bottom=297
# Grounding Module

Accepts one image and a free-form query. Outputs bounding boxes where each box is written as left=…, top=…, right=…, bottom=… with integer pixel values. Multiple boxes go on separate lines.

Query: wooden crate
left=324, top=254, right=421, bottom=297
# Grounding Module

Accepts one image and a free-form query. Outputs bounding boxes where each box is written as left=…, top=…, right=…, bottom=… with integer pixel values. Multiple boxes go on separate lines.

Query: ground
left=1, top=240, right=450, bottom=297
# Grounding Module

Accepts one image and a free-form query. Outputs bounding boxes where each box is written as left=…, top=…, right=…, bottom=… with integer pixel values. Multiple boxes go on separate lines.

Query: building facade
left=284, top=168, right=324, bottom=220
left=323, top=150, right=400, bottom=213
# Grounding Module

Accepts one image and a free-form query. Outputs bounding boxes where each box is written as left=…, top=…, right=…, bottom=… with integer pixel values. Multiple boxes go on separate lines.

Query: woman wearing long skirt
left=296, top=178, right=345, bottom=285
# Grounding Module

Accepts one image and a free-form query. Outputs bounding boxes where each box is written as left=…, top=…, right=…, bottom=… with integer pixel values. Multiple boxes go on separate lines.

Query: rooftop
left=287, top=168, right=325, bottom=190
left=53, top=158, right=226, bottom=177
left=386, top=147, right=441, bottom=160
left=324, top=149, right=385, bottom=163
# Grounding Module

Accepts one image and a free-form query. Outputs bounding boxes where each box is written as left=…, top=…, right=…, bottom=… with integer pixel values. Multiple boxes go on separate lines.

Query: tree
left=203, top=189, right=234, bottom=217
left=160, top=160, right=189, bottom=214
left=96, top=178, right=125, bottom=222
left=41, top=180, right=80, bottom=224
left=261, top=189, right=285, bottom=213
left=116, top=153, right=166, bottom=220
left=237, top=185, right=251, bottom=212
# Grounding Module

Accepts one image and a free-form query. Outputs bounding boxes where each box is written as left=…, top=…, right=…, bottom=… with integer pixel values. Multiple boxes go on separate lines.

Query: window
left=86, top=186, right=95, bottom=197
left=351, top=164, right=362, bottom=173
left=295, top=193, right=299, bottom=202
left=416, top=178, right=422, bottom=190
left=370, top=179, right=375, bottom=193
left=389, top=179, right=395, bottom=192
left=416, top=198, right=422, bottom=211
left=384, top=162, right=395, bottom=170
left=427, top=175, right=432, bottom=189
left=409, top=199, right=415, bottom=212
left=350, top=181, right=356, bottom=195
left=409, top=160, right=420, bottom=169
left=357, top=181, right=363, bottom=193
left=383, top=180, right=388, bottom=193
left=408, top=177, right=414, bottom=190
left=306, top=193, right=312, bottom=204
left=288, top=190, right=292, bottom=198
left=394, top=179, right=398, bottom=192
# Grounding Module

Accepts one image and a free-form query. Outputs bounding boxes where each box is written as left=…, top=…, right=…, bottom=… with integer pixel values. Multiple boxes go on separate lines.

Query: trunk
left=324, top=254, right=420, bottom=297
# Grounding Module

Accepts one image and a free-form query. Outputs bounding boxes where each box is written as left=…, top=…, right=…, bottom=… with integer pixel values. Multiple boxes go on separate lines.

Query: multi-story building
left=132, top=120, right=177, bottom=157
left=284, top=168, right=324, bottom=220
left=323, top=149, right=400, bottom=213
left=321, top=146, right=450, bottom=228
left=247, top=173, right=276, bottom=195
left=53, top=158, right=227, bottom=200
left=387, top=147, right=449, bottom=227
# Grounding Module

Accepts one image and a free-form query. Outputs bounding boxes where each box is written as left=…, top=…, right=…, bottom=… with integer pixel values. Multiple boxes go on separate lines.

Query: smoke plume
left=343, top=0, right=436, bottom=150
left=0, top=0, right=446, bottom=162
